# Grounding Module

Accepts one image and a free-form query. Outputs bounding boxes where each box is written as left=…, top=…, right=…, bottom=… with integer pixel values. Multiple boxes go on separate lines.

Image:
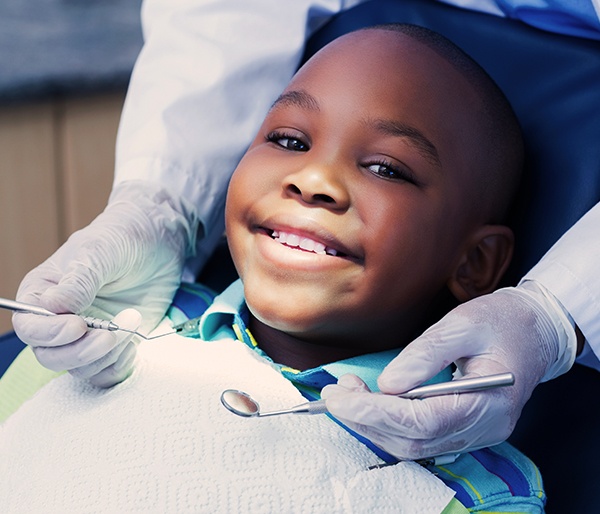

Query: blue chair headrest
left=304, top=0, right=600, bottom=285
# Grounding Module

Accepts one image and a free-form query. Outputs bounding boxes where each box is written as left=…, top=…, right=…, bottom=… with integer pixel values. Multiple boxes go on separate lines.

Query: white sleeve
left=113, top=0, right=366, bottom=271
left=523, top=202, right=600, bottom=370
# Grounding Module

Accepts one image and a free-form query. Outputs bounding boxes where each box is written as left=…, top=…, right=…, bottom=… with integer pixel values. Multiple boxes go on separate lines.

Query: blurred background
left=0, top=0, right=143, bottom=333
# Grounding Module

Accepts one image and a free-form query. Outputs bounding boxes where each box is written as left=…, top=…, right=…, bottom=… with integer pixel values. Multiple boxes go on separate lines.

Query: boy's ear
left=447, top=225, right=514, bottom=302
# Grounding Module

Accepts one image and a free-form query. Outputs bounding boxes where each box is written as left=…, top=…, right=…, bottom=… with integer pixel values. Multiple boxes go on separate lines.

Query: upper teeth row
left=272, top=230, right=338, bottom=256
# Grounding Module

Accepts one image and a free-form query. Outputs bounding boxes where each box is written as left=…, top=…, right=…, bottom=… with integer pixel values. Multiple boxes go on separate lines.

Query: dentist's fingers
left=13, top=311, right=88, bottom=348
left=376, top=314, right=486, bottom=395
left=68, top=339, right=135, bottom=380
left=78, top=341, right=138, bottom=388
left=323, top=285, right=575, bottom=460
left=29, top=309, right=141, bottom=376
left=322, top=373, right=371, bottom=397
left=31, top=330, right=122, bottom=372
left=323, top=382, right=512, bottom=459
left=66, top=308, right=142, bottom=388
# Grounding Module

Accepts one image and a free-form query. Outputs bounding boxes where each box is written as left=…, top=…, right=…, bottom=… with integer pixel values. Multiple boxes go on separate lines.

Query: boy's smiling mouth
left=270, top=229, right=342, bottom=257
left=252, top=218, right=364, bottom=264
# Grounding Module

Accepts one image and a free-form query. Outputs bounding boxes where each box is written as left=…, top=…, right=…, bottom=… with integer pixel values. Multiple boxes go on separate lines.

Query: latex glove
left=66, top=308, right=142, bottom=387
left=321, top=281, right=577, bottom=460
left=13, top=180, right=196, bottom=387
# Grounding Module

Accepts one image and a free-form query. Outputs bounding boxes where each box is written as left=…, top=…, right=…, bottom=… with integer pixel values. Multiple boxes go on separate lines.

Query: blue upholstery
left=0, top=331, right=25, bottom=376
left=304, top=2, right=600, bottom=512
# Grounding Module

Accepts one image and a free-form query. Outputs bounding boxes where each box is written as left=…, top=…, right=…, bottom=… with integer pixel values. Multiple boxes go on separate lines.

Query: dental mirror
left=220, top=390, right=260, bottom=417
left=221, top=372, right=514, bottom=419
left=221, top=389, right=329, bottom=418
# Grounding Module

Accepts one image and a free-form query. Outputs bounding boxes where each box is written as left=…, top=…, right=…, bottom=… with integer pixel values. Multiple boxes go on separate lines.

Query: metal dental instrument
left=220, top=372, right=515, bottom=418
left=99, top=316, right=204, bottom=340
left=169, top=316, right=203, bottom=338
left=0, top=297, right=165, bottom=340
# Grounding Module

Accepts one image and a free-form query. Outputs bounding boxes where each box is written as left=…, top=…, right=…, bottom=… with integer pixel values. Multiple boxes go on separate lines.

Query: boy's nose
left=282, top=165, right=350, bottom=210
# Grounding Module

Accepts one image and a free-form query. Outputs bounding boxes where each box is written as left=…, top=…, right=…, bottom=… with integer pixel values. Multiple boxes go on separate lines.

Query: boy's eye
left=366, top=161, right=416, bottom=183
left=266, top=131, right=309, bottom=152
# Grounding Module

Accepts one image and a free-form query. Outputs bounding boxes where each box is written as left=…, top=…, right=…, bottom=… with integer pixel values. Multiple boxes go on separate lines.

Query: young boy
left=0, top=25, right=544, bottom=513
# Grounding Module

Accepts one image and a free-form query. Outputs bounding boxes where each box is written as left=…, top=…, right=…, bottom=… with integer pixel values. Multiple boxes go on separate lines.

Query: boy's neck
left=245, top=287, right=458, bottom=371
left=248, top=316, right=374, bottom=371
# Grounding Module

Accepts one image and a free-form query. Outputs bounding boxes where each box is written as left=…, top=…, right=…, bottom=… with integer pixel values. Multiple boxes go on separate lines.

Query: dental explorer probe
left=221, top=372, right=516, bottom=418
left=0, top=297, right=163, bottom=340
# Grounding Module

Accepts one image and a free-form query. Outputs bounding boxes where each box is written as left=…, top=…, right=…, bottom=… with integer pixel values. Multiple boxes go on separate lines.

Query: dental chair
left=1, top=0, right=598, bottom=511
left=302, top=1, right=600, bottom=512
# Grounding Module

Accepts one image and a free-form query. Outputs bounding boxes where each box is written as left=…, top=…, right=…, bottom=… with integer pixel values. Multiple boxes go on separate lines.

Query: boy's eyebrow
left=270, top=90, right=441, bottom=168
left=368, top=119, right=441, bottom=167
left=270, top=90, right=320, bottom=112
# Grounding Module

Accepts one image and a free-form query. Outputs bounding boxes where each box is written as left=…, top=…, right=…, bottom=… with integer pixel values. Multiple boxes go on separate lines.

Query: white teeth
left=313, top=242, right=327, bottom=255
left=300, top=237, right=327, bottom=255
left=299, top=237, right=312, bottom=251
left=286, top=233, right=301, bottom=247
left=271, top=230, right=333, bottom=256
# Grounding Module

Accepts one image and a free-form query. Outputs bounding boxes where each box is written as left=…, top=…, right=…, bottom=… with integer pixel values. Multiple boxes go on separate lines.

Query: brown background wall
left=0, top=93, right=124, bottom=333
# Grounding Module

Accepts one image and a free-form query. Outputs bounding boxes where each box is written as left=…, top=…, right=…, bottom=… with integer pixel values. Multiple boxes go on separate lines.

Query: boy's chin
left=247, top=301, right=369, bottom=345
left=243, top=279, right=335, bottom=323
left=249, top=305, right=328, bottom=336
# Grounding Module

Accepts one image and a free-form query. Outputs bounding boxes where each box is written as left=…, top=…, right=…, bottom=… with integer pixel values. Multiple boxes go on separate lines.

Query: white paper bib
left=0, top=335, right=454, bottom=513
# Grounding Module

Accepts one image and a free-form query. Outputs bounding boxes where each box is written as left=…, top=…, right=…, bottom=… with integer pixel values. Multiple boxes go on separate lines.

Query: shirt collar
left=198, top=280, right=452, bottom=391
left=198, top=280, right=245, bottom=341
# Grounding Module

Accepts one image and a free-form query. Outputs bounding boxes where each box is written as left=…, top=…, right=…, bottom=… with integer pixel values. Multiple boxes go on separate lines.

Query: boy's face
left=226, top=30, right=486, bottom=353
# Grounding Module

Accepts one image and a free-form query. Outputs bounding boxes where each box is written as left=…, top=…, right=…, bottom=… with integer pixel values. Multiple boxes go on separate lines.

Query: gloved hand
left=12, top=180, right=197, bottom=387
left=65, top=308, right=142, bottom=387
left=321, top=281, right=578, bottom=459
